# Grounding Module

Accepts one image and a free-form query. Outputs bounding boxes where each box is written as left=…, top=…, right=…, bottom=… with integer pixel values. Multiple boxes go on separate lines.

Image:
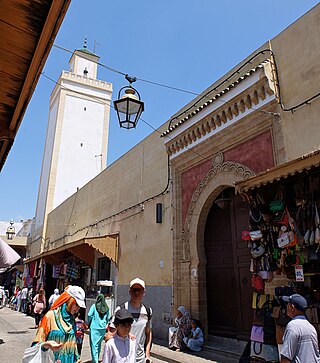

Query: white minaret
left=34, top=40, right=112, bottom=236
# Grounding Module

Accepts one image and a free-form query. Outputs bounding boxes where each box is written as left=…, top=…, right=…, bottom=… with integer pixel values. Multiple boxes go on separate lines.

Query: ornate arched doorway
left=204, top=187, right=252, bottom=339
left=179, top=153, right=255, bottom=339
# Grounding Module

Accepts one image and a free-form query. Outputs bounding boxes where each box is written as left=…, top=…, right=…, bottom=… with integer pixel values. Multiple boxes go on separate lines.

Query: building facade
left=26, top=4, right=320, bottom=341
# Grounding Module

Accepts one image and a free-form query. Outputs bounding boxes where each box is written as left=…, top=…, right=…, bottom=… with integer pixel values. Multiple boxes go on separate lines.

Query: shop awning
left=26, top=234, right=119, bottom=266
left=0, top=237, right=21, bottom=268
left=235, top=149, right=320, bottom=193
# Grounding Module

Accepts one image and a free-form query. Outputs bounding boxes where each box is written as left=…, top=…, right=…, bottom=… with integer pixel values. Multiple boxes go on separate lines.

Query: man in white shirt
left=281, top=294, right=320, bottom=363
left=114, top=278, right=153, bottom=363
left=20, top=286, right=28, bottom=313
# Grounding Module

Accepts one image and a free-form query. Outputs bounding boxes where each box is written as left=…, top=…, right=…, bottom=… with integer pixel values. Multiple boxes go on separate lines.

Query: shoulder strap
left=143, top=303, right=151, bottom=320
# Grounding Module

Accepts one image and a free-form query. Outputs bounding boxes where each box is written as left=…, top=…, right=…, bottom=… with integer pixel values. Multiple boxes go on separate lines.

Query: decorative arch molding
left=181, top=152, right=255, bottom=262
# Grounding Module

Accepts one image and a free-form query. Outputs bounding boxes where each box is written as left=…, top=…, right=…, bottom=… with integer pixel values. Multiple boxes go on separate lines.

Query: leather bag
left=242, top=231, right=251, bottom=241
left=269, top=200, right=284, bottom=213
left=277, top=233, right=290, bottom=248
left=250, top=230, right=263, bottom=241
left=251, top=245, right=265, bottom=259
left=250, top=325, right=264, bottom=343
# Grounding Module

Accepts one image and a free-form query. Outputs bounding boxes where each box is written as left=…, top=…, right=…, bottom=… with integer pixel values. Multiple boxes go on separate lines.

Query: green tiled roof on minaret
left=77, top=36, right=99, bottom=57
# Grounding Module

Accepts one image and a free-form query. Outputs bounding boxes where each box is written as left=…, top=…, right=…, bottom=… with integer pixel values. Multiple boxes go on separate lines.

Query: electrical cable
left=53, top=43, right=320, bottom=121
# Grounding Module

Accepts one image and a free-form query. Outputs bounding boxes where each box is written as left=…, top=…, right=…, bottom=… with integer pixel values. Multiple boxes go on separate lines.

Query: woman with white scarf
left=169, top=306, right=192, bottom=351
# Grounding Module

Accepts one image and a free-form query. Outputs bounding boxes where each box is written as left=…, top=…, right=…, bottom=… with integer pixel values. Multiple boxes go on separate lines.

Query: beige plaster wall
left=45, top=123, right=172, bottom=287
left=270, top=3, right=320, bottom=160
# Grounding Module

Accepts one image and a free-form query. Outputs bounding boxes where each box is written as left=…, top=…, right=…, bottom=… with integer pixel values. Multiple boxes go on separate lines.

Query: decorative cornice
left=164, top=74, right=275, bottom=157
left=181, top=152, right=255, bottom=261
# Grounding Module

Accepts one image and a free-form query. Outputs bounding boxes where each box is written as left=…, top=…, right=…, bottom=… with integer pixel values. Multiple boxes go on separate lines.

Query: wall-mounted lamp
left=114, top=75, right=144, bottom=129
left=6, top=220, right=15, bottom=240
left=215, top=190, right=230, bottom=210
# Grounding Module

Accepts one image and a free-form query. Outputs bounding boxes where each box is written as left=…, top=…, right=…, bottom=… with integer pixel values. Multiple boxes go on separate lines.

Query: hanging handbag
left=309, top=229, right=315, bottom=245
left=250, top=342, right=279, bottom=363
left=251, top=245, right=265, bottom=259
left=315, top=203, right=320, bottom=244
left=250, top=325, right=264, bottom=343
left=242, top=231, right=251, bottom=241
left=270, top=200, right=285, bottom=213
left=277, top=232, right=290, bottom=248
left=252, top=293, right=269, bottom=309
left=252, top=273, right=264, bottom=292
left=250, top=230, right=263, bottom=241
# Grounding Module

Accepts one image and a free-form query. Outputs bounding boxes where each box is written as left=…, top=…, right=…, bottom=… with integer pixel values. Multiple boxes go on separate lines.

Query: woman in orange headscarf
left=32, top=285, right=86, bottom=363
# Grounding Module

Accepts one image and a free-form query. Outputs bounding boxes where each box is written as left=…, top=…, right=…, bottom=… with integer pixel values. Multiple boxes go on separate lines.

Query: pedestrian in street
left=26, top=287, right=33, bottom=316
left=49, top=288, right=60, bottom=308
left=75, top=311, right=88, bottom=356
left=33, top=288, right=46, bottom=328
left=32, top=285, right=86, bottom=363
left=88, top=293, right=110, bottom=363
left=0, top=286, right=4, bottom=308
left=102, top=308, right=136, bottom=363
left=20, top=285, right=28, bottom=313
left=112, top=278, right=153, bottom=363
left=16, top=286, right=22, bottom=312
left=281, top=293, right=320, bottom=362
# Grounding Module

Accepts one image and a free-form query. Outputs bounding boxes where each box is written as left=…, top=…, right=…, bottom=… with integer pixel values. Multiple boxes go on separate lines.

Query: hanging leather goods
left=309, top=229, right=315, bottom=245
left=315, top=202, right=320, bottom=244
left=251, top=244, right=265, bottom=259
left=242, top=230, right=251, bottom=241
left=250, top=230, right=263, bottom=241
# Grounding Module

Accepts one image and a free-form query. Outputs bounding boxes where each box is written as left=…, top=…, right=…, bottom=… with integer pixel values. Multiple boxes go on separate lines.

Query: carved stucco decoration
left=181, top=152, right=255, bottom=261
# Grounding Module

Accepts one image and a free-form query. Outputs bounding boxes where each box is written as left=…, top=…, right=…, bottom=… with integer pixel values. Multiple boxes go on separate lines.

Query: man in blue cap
left=281, top=294, right=320, bottom=362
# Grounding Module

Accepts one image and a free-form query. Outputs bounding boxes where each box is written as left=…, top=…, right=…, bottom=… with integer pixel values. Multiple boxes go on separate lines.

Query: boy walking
left=103, top=308, right=136, bottom=363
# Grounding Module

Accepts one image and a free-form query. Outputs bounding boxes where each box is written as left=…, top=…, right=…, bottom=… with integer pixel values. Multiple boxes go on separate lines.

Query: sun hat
left=65, top=285, right=86, bottom=308
left=282, top=294, right=307, bottom=312
left=114, top=308, right=134, bottom=325
left=129, top=277, right=145, bottom=289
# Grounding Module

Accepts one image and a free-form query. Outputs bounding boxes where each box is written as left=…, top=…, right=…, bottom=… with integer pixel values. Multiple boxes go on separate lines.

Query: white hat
left=129, top=278, right=145, bottom=289
left=66, top=285, right=86, bottom=308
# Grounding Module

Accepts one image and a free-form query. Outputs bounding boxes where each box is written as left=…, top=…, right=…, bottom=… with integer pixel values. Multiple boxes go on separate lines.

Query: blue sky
left=0, top=0, right=319, bottom=222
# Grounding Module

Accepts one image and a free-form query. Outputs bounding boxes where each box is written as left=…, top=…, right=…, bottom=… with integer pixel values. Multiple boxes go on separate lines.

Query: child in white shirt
left=103, top=308, right=136, bottom=363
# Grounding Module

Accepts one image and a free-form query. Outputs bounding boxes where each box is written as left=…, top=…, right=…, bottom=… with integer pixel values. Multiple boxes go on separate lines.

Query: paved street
left=0, top=307, right=166, bottom=363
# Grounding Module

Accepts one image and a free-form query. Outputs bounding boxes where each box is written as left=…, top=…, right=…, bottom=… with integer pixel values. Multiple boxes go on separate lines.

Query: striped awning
left=25, top=234, right=119, bottom=267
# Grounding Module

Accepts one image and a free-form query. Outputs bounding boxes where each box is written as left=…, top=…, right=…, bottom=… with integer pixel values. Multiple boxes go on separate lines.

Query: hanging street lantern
left=114, top=75, right=144, bottom=129
left=6, top=220, right=15, bottom=240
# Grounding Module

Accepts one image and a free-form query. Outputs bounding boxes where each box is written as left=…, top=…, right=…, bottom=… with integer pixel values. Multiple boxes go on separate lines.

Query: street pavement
left=0, top=307, right=167, bottom=363
left=0, top=306, right=235, bottom=362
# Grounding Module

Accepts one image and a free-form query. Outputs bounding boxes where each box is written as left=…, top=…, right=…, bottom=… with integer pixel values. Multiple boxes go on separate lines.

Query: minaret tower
left=34, top=39, right=112, bottom=237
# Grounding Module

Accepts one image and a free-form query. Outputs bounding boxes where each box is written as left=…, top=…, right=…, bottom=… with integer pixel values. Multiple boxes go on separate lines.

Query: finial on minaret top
left=83, top=36, right=87, bottom=49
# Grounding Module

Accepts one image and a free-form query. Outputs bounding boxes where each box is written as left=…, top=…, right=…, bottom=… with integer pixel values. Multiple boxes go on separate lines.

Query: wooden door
left=204, top=188, right=252, bottom=339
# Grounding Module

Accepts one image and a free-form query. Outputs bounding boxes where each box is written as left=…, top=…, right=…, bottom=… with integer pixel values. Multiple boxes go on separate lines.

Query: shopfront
left=235, top=149, right=320, bottom=358
left=24, top=235, right=119, bottom=312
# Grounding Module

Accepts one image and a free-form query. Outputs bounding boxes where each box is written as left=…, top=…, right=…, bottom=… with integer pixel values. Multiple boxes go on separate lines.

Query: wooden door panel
left=205, top=188, right=251, bottom=338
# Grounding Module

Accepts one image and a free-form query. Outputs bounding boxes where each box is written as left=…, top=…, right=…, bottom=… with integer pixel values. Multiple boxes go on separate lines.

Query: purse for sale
left=251, top=245, right=265, bottom=259
left=277, top=232, right=290, bottom=248
left=252, top=292, right=270, bottom=309
left=252, top=273, right=264, bottom=292
left=250, top=230, right=263, bottom=241
left=242, top=231, right=251, bottom=241
left=250, top=342, right=279, bottom=363
left=270, top=200, right=285, bottom=213
left=250, top=325, right=264, bottom=343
